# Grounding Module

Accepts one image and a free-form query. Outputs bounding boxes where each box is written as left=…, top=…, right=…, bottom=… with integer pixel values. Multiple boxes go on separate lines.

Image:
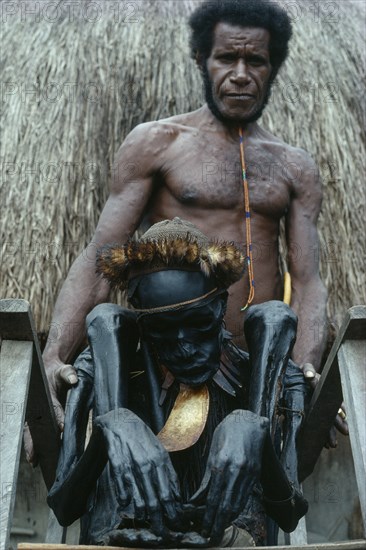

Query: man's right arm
left=42, top=122, right=161, bottom=427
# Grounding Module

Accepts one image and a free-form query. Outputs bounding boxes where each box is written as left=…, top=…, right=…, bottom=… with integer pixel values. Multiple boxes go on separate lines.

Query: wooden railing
left=1, top=299, right=365, bottom=549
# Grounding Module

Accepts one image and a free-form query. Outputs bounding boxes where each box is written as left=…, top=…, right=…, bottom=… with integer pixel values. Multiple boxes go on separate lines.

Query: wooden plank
left=340, top=306, right=366, bottom=341
left=298, top=306, right=366, bottom=482
left=0, top=340, right=33, bottom=550
left=0, top=299, right=37, bottom=341
left=16, top=539, right=366, bottom=550
left=0, top=299, right=60, bottom=490
left=338, top=340, right=366, bottom=536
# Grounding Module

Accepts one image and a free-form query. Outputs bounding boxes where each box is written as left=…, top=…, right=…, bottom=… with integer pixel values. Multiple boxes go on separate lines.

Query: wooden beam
left=17, top=539, right=366, bottom=550
left=0, top=340, right=33, bottom=550
left=298, top=306, right=366, bottom=482
left=0, top=299, right=60, bottom=490
left=338, top=339, right=366, bottom=536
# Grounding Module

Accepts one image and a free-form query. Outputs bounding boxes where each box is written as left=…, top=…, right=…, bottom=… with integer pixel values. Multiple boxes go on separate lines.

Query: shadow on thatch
left=1, top=0, right=365, bottom=336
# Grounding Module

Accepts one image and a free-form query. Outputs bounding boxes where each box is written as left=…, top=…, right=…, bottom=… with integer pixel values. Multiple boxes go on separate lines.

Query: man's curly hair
left=189, top=0, right=292, bottom=81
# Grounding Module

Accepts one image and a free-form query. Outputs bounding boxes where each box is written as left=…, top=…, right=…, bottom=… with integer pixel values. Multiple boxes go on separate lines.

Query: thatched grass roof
left=1, top=0, right=365, bottom=336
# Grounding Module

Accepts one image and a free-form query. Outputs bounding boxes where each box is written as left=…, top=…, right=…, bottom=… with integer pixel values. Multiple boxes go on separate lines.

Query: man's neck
left=199, top=104, right=260, bottom=142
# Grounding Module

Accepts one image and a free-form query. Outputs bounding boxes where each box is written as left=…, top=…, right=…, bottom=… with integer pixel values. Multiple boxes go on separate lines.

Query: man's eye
left=218, top=54, right=235, bottom=62
left=249, top=57, right=266, bottom=66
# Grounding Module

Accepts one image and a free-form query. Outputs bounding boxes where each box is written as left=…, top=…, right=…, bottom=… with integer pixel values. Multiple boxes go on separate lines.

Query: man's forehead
left=212, top=22, right=270, bottom=51
left=139, top=294, right=226, bottom=327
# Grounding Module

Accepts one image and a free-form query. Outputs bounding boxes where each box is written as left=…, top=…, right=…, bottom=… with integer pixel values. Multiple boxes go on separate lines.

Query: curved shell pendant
left=157, top=383, right=209, bottom=452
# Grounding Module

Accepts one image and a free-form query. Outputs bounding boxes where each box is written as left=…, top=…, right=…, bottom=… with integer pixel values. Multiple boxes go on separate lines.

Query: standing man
left=35, top=0, right=340, bottom=450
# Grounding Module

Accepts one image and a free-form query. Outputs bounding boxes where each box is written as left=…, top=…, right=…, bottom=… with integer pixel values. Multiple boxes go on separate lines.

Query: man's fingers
left=128, top=472, right=147, bottom=522
left=103, top=431, right=134, bottom=509
left=51, top=393, right=65, bottom=432
left=200, top=468, right=225, bottom=537
left=104, top=527, right=196, bottom=548
left=207, top=496, right=233, bottom=544
left=50, top=364, right=78, bottom=430
left=139, top=478, right=165, bottom=536
left=327, top=425, right=338, bottom=448
left=148, top=508, right=168, bottom=538
left=23, top=423, right=38, bottom=466
left=300, top=363, right=319, bottom=389
left=58, top=364, right=78, bottom=386
left=336, top=402, right=349, bottom=434
left=105, top=528, right=163, bottom=547
left=138, top=467, right=166, bottom=535
left=207, top=470, right=244, bottom=543
left=180, top=531, right=209, bottom=547
left=42, top=361, right=77, bottom=432
left=155, top=466, right=182, bottom=529
left=163, top=502, right=182, bottom=531
left=188, top=469, right=211, bottom=505
left=334, top=413, right=349, bottom=436
left=301, top=362, right=316, bottom=378
left=111, top=467, right=132, bottom=509
left=161, top=462, right=181, bottom=502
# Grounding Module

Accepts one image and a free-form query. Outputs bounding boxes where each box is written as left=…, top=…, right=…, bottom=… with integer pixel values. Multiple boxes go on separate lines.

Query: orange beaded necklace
left=239, top=127, right=255, bottom=310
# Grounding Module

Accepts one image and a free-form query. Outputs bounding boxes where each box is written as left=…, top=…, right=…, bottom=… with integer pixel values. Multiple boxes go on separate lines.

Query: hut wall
left=2, top=0, right=365, bottom=546
left=1, top=0, right=365, bottom=335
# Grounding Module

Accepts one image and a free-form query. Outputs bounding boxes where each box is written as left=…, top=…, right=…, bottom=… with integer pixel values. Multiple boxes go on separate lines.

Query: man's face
left=203, top=23, right=273, bottom=124
left=139, top=296, right=226, bottom=386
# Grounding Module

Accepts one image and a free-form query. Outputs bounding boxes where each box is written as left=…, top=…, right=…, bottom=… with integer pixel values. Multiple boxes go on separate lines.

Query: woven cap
left=96, top=218, right=246, bottom=291
left=140, top=218, right=209, bottom=247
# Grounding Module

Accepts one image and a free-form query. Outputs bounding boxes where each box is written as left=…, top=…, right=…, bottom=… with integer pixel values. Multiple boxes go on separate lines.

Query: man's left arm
left=285, top=151, right=327, bottom=372
left=286, top=151, right=348, bottom=439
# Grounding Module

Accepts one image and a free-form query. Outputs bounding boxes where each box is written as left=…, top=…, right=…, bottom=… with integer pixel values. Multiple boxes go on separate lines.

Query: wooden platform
left=16, top=540, right=366, bottom=550
left=297, top=305, right=366, bottom=483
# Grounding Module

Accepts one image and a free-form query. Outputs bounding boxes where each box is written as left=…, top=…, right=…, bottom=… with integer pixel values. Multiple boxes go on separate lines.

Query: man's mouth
left=225, top=93, right=255, bottom=99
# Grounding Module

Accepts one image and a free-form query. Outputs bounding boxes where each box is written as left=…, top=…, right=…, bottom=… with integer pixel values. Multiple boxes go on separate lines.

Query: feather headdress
left=96, top=218, right=246, bottom=290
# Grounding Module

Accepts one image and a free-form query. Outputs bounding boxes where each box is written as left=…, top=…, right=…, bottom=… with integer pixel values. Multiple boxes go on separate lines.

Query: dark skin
left=24, top=23, right=347, bottom=463
left=47, top=276, right=308, bottom=545
left=49, top=405, right=269, bottom=546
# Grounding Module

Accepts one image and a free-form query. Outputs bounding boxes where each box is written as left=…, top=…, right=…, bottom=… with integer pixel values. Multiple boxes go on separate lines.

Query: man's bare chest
left=160, top=139, right=291, bottom=219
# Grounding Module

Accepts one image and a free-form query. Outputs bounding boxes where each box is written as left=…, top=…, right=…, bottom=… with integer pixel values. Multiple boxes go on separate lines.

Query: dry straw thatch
left=1, top=0, right=365, bottom=337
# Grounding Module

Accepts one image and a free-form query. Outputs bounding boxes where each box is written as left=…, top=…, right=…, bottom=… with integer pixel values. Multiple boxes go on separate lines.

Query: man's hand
left=23, top=422, right=38, bottom=466
left=24, top=357, right=78, bottom=465
left=95, top=409, right=183, bottom=537
left=103, top=528, right=208, bottom=548
left=45, top=358, right=78, bottom=430
left=185, top=410, right=267, bottom=545
left=300, top=363, right=349, bottom=447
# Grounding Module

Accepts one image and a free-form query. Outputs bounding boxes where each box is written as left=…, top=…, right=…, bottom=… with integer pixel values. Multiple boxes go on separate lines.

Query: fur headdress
left=96, top=217, right=246, bottom=290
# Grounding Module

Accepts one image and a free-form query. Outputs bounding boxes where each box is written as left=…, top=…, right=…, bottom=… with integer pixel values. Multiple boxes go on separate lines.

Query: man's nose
left=230, top=60, right=251, bottom=84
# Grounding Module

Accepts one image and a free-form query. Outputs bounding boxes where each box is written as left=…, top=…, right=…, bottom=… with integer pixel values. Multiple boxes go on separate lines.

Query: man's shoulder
left=257, top=126, right=319, bottom=190
left=258, top=126, right=316, bottom=168
left=115, top=111, right=202, bottom=173
left=129, top=109, right=202, bottom=141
